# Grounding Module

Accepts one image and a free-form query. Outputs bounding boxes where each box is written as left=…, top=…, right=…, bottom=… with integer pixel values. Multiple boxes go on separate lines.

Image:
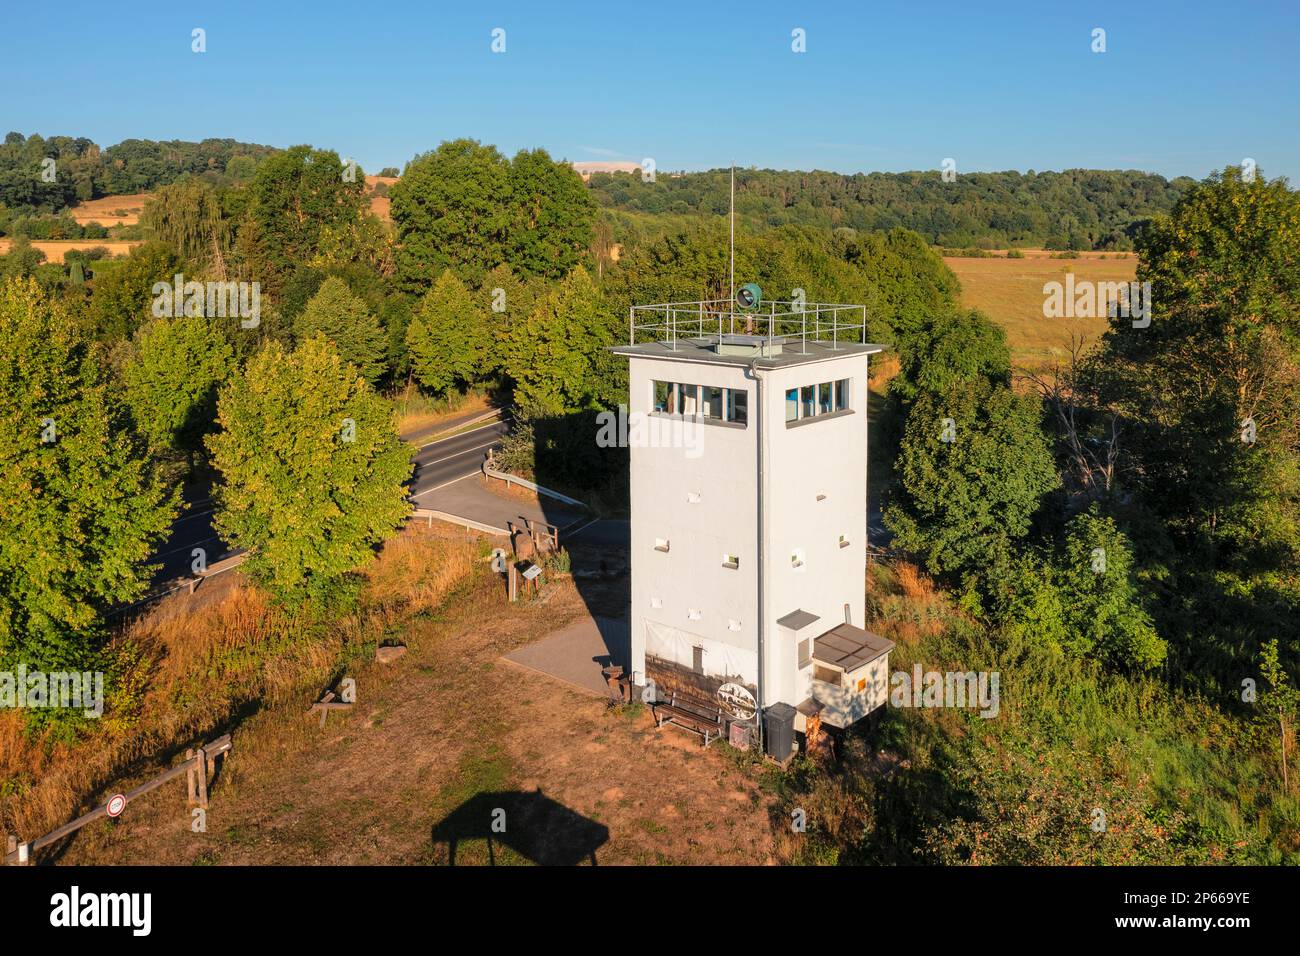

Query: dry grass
left=363, top=527, right=477, bottom=616
left=865, top=559, right=949, bottom=646
left=0, top=526, right=479, bottom=849
left=67, top=193, right=152, bottom=227
left=0, top=238, right=141, bottom=263
left=365, top=175, right=397, bottom=224
left=892, top=561, right=932, bottom=601
left=43, top=536, right=778, bottom=866
left=943, top=254, right=1137, bottom=370
left=869, top=351, right=900, bottom=392
left=393, top=387, right=490, bottom=439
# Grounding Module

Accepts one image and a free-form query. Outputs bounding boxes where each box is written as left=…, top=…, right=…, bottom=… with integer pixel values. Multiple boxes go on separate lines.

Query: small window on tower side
left=801, top=385, right=816, bottom=418
left=835, top=378, right=850, bottom=411
left=653, top=380, right=671, bottom=413
left=728, top=388, right=748, bottom=425
left=818, top=381, right=833, bottom=415
left=677, top=383, right=699, bottom=416
left=703, top=385, right=724, bottom=420
left=785, top=388, right=799, bottom=423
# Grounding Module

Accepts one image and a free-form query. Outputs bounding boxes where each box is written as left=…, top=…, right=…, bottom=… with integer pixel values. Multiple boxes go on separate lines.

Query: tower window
left=703, top=385, right=724, bottom=420
left=728, top=389, right=748, bottom=424
left=675, top=383, right=698, bottom=415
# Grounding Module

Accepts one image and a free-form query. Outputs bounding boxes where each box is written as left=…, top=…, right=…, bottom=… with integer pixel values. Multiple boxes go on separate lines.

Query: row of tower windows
left=652, top=381, right=748, bottom=424
left=785, top=378, right=850, bottom=423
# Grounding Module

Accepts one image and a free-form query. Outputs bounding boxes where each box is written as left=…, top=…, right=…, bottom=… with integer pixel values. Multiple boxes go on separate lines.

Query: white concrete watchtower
left=612, top=297, right=894, bottom=740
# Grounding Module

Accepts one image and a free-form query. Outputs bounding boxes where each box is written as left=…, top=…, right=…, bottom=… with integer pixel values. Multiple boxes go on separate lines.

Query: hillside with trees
left=0, top=132, right=276, bottom=216
left=588, top=167, right=1195, bottom=251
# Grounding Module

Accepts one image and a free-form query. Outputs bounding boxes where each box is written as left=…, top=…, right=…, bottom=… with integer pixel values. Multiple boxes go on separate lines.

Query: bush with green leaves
left=992, top=509, right=1166, bottom=671
left=122, top=316, right=236, bottom=458
left=885, top=378, right=1058, bottom=584
left=890, top=309, right=1011, bottom=403
left=206, top=334, right=411, bottom=606
left=87, top=241, right=180, bottom=341
left=0, top=278, right=177, bottom=670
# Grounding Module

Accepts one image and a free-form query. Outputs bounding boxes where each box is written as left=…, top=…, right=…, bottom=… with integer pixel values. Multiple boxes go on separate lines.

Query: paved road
left=153, top=494, right=232, bottom=583
left=408, top=419, right=509, bottom=500
left=152, top=419, right=509, bottom=585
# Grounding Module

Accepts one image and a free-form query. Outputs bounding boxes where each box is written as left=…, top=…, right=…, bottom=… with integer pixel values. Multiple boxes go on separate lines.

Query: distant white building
left=612, top=298, right=894, bottom=749
left=570, top=160, right=643, bottom=181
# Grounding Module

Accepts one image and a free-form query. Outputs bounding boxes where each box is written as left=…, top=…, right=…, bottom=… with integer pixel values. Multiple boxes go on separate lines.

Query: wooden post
left=185, top=748, right=197, bottom=806
left=194, top=747, right=209, bottom=810
left=508, top=562, right=518, bottom=602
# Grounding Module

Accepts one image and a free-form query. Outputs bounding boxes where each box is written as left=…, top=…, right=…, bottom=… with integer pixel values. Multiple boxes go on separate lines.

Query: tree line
left=588, top=166, right=1195, bottom=250
left=0, top=131, right=277, bottom=216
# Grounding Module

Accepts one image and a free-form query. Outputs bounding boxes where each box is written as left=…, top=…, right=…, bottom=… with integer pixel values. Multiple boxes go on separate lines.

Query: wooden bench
left=652, top=690, right=724, bottom=746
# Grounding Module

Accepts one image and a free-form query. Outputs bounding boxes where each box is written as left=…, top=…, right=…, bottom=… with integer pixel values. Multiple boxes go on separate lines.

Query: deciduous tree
left=122, top=316, right=236, bottom=458
left=294, top=277, right=387, bottom=385
left=0, top=278, right=177, bottom=670
left=206, top=335, right=410, bottom=605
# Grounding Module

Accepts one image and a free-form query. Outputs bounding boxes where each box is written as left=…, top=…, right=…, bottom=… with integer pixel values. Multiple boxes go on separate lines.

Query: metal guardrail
left=411, top=507, right=509, bottom=536
left=481, top=459, right=587, bottom=507
left=629, top=298, right=867, bottom=352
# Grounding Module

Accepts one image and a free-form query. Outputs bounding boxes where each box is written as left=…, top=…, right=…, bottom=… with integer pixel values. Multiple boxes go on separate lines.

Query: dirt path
left=56, top=573, right=778, bottom=866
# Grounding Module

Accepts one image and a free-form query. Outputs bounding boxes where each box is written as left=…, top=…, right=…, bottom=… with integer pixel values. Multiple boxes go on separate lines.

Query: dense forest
left=0, top=132, right=276, bottom=233
left=1, top=127, right=1296, bottom=864
left=4, top=131, right=1197, bottom=253
left=589, top=166, right=1196, bottom=250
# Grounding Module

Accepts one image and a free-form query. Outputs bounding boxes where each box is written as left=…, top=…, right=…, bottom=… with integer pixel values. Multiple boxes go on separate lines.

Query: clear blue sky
left=5, top=0, right=1298, bottom=181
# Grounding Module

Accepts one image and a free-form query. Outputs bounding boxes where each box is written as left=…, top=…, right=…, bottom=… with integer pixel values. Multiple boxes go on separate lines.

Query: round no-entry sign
left=106, top=794, right=126, bottom=818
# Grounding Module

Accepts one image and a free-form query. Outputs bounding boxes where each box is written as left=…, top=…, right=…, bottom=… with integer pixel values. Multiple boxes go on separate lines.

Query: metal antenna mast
left=729, top=163, right=735, bottom=305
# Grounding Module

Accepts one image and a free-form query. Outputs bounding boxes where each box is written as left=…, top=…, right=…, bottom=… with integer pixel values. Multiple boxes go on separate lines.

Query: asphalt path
left=151, top=418, right=509, bottom=584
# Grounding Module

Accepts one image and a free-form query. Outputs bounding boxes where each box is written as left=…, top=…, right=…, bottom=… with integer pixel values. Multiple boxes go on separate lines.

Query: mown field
left=68, top=192, right=151, bottom=227
left=942, top=253, right=1138, bottom=369
left=0, top=238, right=141, bottom=262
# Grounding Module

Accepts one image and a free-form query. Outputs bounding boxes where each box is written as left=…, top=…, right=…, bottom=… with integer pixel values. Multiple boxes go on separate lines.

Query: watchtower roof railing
left=628, top=298, right=867, bottom=352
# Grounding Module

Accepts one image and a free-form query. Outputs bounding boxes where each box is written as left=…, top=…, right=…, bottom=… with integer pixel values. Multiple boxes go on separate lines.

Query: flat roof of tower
left=610, top=337, right=885, bottom=369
